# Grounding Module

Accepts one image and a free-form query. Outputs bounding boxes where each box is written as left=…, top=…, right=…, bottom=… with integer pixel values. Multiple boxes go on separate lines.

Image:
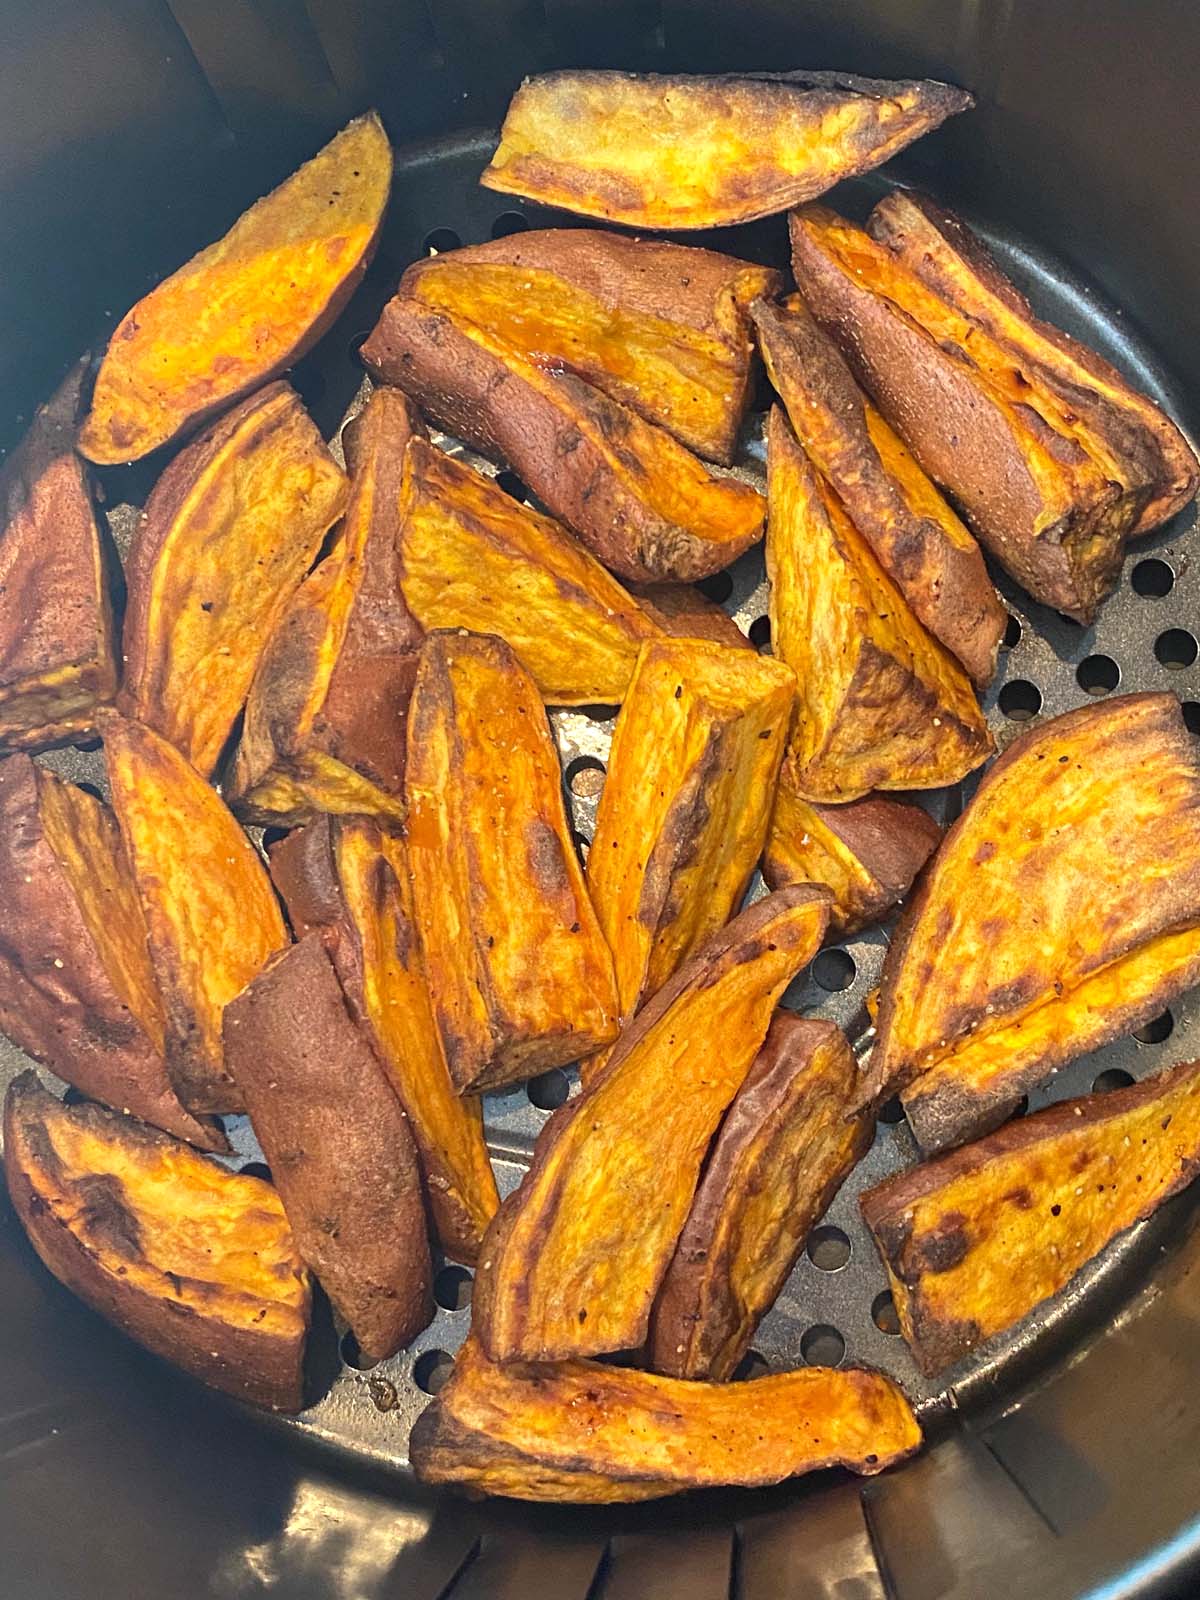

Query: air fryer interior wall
left=3, top=4, right=1200, bottom=1598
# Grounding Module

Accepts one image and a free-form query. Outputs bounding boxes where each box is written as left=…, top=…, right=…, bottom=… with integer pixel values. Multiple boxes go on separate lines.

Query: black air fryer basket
left=4, top=3, right=1200, bottom=1597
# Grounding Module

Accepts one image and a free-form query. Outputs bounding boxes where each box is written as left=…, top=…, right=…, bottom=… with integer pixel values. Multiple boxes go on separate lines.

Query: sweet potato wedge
left=472, top=886, right=830, bottom=1362
left=650, top=1014, right=870, bottom=1380
left=361, top=298, right=765, bottom=583
left=4, top=1071, right=310, bottom=1410
left=767, top=408, right=992, bottom=801
left=0, top=361, right=117, bottom=751
left=582, top=637, right=794, bottom=1085
left=119, top=383, right=347, bottom=777
left=411, top=1334, right=920, bottom=1503
left=0, top=755, right=223, bottom=1150
left=867, top=693, right=1200, bottom=1153
left=752, top=295, right=1003, bottom=686
left=406, top=631, right=618, bottom=1093
left=480, top=68, right=971, bottom=230
left=789, top=206, right=1141, bottom=622
left=223, top=933, right=433, bottom=1361
left=395, top=438, right=662, bottom=704
left=869, top=190, right=1200, bottom=536
left=627, top=582, right=752, bottom=651
left=79, top=112, right=392, bottom=465
left=763, top=778, right=943, bottom=938
left=103, top=715, right=288, bottom=1113
left=228, top=388, right=422, bottom=825
left=401, top=230, right=781, bottom=462
left=862, top=1057, right=1200, bottom=1375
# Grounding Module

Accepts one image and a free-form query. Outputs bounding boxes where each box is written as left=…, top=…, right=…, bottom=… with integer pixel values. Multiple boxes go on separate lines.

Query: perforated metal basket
left=3, top=4, right=1200, bottom=1597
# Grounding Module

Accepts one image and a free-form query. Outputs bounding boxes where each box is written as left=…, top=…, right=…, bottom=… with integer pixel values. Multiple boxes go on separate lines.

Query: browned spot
left=911, top=1211, right=969, bottom=1274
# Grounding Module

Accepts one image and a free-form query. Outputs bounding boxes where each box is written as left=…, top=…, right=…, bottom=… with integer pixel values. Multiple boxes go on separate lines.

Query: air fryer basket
left=4, top=3, right=1200, bottom=1597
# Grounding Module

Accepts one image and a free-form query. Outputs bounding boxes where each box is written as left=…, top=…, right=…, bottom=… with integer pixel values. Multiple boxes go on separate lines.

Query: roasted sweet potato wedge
left=79, top=112, right=392, bottom=465
left=406, top=631, right=618, bottom=1093
left=480, top=69, right=971, bottom=230
left=362, top=299, right=765, bottom=583
left=4, top=1071, right=310, bottom=1410
left=752, top=295, right=1003, bottom=686
left=867, top=693, right=1200, bottom=1153
left=627, top=582, right=752, bottom=651
left=224, top=933, right=432, bottom=1361
left=472, top=887, right=830, bottom=1362
left=789, top=206, right=1142, bottom=622
left=763, top=778, right=943, bottom=938
left=869, top=190, right=1200, bottom=536
left=229, top=388, right=422, bottom=825
left=650, top=1014, right=870, bottom=1380
left=120, top=383, right=347, bottom=777
left=401, top=230, right=781, bottom=462
left=862, top=1057, right=1200, bottom=1375
left=411, top=1335, right=920, bottom=1503
left=0, top=361, right=117, bottom=751
left=0, top=755, right=223, bottom=1150
left=582, top=637, right=794, bottom=1085
left=767, top=408, right=992, bottom=801
left=395, top=438, right=662, bottom=704
left=104, top=715, right=288, bottom=1113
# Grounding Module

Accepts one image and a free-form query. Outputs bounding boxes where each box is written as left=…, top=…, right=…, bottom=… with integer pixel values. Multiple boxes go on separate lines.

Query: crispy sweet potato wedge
left=229, top=389, right=422, bottom=825
left=224, top=933, right=432, bottom=1361
left=763, top=777, right=943, bottom=938
left=627, top=582, right=752, bottom=651
left=406, top=631, right=618, bottom=1093
left=362, top=299, right=765, bottom=583
left=767, top=408, right=992, bottom=801
left=869, top=191, right=1200, bottom=535
left=79, top=113, right=392, bottom=465
left=650, top=1014, right=870, bottom=1380
left=411, top=1335, right=919, bottom=1503
left=120, top=383, right=347, bottom=777
left=0, top=362, right=117, bottom=751
left=867, top=693, right=1200, bottom=1152
left=4, top=1071, right=310, bottom=1410
left=862, top=1057, right=1200, bottom=1375
left=789, top=206, right=1142, bottom=621
left=752, top=295, right=1003, bottom=686
left=401, top=230, right=781, bottom=462
left=395, top=438, right=662, bottom=704
left=480, top=69, right=971, bottom=230
left=104, top=715, right=288, bottom=1113
left=581, top=637, right=794, bottom=1085
left=472, top=887, right=830, bottom=1362
left=0, top=755, right=223, bottom=1150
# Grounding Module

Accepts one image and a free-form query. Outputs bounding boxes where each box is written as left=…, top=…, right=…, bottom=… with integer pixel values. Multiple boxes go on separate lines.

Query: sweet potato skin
left=406, top=631, right=618, bottom=1093
left=862, top=1057, right=1200, bottom=1375
left=79, top=112, right=392, bottom=465
left=0, top=361, right=117, bottom=751
left=119, top=382, right=348, bottom=777
left=868, top=190, right=1200, bottom=535
left=767, top=407, right=992, bottom=801
left=627, top=583, right=752, bottom=651
left=103, top=714, right=288, bottom=1113
left=585, top=637, right=795, bottom=1064
left=4, top=1072, right=310, bottom=1410
left=223, top=934, right=433, bottom=1361
left=789, top=206, right=1135, bottom=622
left=763, top=779, right=943, bottom=938
left=0, top=755, right=223, bottom=1151
left=752, top=295, right=1003, bottom=687
left=650, top=1014, right=870, bottom=1380
left=267, top=816, right=344, bottom=941
left=396, top=438, right=662, bottom=704
left=411, top=1335, right=921, bottom=1502
left=868, top=693, right=1200, bottom=1148
left=362, top=299, right=765, bottom=583
left=229, top=388, right=422, bottom=824
left=401, top=230, right=781, bottom=462
left=480, top=69, right=971, bottom=229
left=472, top=887, right=831, bottom=1363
